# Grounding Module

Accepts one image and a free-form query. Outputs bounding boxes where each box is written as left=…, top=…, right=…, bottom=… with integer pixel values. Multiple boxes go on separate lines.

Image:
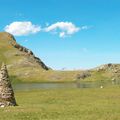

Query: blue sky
left=0, top=0, right=120, bottom=70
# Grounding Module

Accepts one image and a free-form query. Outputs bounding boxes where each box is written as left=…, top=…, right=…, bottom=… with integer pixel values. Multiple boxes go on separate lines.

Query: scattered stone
left=111, top=78, right=116, bottom=84
left=0, top=63, right=17, bottom=107
left=1, top=105, right=5, bottom=108
left=76, top=72, right=91, bottom=80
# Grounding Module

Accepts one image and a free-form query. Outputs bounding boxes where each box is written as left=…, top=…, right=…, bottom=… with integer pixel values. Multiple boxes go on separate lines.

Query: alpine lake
left=0, top=80, right=119, bottom=120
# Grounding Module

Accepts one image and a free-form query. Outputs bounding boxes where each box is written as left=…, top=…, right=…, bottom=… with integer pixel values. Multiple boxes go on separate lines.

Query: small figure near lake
left=0, top=63, right=17, bottom=107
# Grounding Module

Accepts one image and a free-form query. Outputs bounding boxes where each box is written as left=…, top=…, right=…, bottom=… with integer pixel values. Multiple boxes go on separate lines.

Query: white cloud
left=44, top=22, right=80, bottom=38
left=4, top=21, right=41, bottom=36
left=59, top=32, right=65, bottom=38
left=4, top=21, right=90, bottom=38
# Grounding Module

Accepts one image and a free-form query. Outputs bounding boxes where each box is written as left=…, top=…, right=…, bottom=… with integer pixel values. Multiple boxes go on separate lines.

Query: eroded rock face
left=0, top=63, right=17, bottom=107
left=9, top=34, right=49, bottom=70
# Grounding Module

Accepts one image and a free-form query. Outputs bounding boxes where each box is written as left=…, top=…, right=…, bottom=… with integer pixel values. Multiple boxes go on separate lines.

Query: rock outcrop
left=76, top=72, right=91, bottom=80
left=94, top=63, right=120, bottom=73
left=0, top=63, right=17, bottom=107
left=0, top=32, right=51, bottom=82
left=9, top=34, right=49, bottom=70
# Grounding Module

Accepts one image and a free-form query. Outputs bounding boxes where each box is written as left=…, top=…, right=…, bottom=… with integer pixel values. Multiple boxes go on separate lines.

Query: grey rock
left=0, top=63, right=17, bottom=107
left=76, top=72, right=91, bottom=80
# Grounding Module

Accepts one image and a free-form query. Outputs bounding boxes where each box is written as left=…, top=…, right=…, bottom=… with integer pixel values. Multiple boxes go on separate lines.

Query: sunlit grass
left=0, top=86, right=120, bottom=120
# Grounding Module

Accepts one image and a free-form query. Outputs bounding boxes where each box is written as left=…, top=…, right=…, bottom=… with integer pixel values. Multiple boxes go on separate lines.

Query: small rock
left=1, top=105, right=5, bottom=108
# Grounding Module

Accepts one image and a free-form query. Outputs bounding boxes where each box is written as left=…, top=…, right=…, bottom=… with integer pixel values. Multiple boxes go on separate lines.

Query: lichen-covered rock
left=0, top=63, right=17, bottom=107
left=76, top=72, right=91, bottom=80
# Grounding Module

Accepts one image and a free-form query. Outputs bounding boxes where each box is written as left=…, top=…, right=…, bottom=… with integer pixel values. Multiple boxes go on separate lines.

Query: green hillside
left=0, top=32, right=82, bottom=83
left=0, top=32, right=49, bottom=82
left=0, top=32, right=120, bottom=83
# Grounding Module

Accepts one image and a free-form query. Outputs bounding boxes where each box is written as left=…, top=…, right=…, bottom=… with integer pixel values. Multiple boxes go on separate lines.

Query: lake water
left=13, top=80, right=120, bottom=91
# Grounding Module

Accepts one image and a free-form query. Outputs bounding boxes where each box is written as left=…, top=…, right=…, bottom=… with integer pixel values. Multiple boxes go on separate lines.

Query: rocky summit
left=0, top=63, right=17, bottom=107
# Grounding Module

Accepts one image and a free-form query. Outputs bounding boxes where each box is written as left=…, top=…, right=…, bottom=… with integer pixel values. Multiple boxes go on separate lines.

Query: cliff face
left=9, top=34, right=49, bottom=70
left=0, top=32, right=49, bottom=81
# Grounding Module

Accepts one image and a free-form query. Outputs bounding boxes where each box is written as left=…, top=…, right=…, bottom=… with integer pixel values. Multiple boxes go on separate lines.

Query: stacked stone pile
left=0, top=63, right=17, bottom=107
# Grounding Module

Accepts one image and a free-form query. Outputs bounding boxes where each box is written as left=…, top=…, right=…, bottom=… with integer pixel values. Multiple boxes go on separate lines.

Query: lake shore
left=0, top=86, right=120, bottom=120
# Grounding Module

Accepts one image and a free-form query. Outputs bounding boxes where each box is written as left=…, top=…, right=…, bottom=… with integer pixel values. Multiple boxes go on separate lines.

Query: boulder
left=76, top=72, right=91, bottom=80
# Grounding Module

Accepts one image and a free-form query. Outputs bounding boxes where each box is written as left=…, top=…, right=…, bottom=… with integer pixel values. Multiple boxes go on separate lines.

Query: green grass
left=0, top=86, right=120, bottom=120
left=9, top=70, right=83, bottom=83
left=0, top=32, right=84, bottom=83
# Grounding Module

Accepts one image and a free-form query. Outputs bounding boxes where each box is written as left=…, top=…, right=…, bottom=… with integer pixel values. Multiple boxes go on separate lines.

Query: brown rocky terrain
left=0, top=63, right=17, bottom=107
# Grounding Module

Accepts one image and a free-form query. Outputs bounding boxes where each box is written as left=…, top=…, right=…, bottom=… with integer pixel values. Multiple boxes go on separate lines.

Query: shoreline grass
left=0, top=86, right=120, bottom=120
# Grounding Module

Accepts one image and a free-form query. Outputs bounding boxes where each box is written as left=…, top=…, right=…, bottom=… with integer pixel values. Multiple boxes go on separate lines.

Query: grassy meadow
left=0, top=86, right=120, bottom=120
left=0, top=32, right=120, bottom=120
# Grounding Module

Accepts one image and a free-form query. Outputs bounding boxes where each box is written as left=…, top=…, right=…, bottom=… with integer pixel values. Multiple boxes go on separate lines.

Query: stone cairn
left=0, top=63, right=17, bottom=107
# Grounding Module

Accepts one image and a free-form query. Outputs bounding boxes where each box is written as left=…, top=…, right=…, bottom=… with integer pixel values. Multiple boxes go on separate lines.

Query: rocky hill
left=0, top=32, right=120, bottom=83
left=92, top=63, right=120, bottom=81
left=0, top=32, right=82, bottom=83
left=78, top=63, right=120, bottom=84
left=0, top=32, right=51, bottom=82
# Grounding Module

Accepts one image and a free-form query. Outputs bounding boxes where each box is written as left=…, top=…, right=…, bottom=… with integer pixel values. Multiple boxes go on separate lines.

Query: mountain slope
left=0, top=32, right=51, bottom=82
left=79, top=63, right=120, bottom=84
left=1, top=32, right=120, bottom=84
left=0, top=32, right=82, bottom=83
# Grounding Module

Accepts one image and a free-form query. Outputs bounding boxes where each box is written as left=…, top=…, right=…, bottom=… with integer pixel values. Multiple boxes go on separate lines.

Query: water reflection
left=13, top=80, right=120, bottom=91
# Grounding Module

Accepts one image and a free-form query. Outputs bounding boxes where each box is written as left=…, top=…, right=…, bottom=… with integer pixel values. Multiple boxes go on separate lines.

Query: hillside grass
left=0, top=86, right=120, bottom=120
left=0, top=32, right=118, bottom=83
left=10, top=69, right=113, bottom=84
left=10, top=70, right=83, bottom=83
left=0, top=32, right=85, bottom=83
left=82, top=70, right=111, bottom=82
